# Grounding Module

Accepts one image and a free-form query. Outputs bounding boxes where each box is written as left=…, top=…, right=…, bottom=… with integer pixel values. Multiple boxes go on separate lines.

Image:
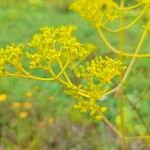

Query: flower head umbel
left=0, top=25, right=125, bottom=121
left=0, top=26, right=96, bottom=78
left=0, top=44, right=24, bottom=75
left=66, top=57, right=125, bottom=120
left=70, top=0, right=118, bottom=28
left=27, top=25, right=96, bottom=70
left=73, top=57, right=124, bottom=99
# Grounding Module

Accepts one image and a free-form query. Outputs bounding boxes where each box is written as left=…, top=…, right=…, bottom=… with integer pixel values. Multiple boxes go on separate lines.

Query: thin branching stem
left=126, top=135, right=150, bottom=140
left=102, top=114, right=126, bottom=150
left=120, top=30, right=147, bottom=86
left=119, top=1, right=126, bottom=149
left=6, top=73, right=55, bottom=82
left=97, top=29, right=150, bottom=58
left=56, top=57, right=73, bottom=85
left=103, top=6, right=147, bottom=33
left=123, top=2, right=143, bottom=11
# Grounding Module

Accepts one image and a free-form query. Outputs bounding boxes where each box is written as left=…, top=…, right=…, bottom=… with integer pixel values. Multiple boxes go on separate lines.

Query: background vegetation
left=0, top=0, right=150, bottom=149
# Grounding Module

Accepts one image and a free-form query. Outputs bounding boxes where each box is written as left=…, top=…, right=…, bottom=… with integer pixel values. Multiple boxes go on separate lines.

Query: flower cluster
left=141, top=0, right=150, bottom=5
left=75, top=56, right=124, bottom=85
left=74, top=100, right=107, bottom=121
left=70, top=0, right=118, bottom=28
left=66, top=57, right=125, bottom=120
left=27, top=26, right=96, bottom=70
left=0, top=44, right=24, bottom=75
left=0, top=25, right=125, bottom=121
left=74, top=56, right=124, bottom=99
left=0, top=26, right=96, bottom=78
left=12, top=101, right=32, bottom=119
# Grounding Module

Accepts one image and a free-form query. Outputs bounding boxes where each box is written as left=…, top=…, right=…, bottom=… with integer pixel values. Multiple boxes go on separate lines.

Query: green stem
left=119, top=0, right=127, bottom=149
left=120, top=30, right=147, bottom=85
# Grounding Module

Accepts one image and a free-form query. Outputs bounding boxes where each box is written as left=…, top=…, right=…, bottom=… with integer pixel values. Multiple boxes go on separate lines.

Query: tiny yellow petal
left=90, top=110, right=96, bottom=116
left=73, top=104, right=80, bottom=109
left=12, top=102, right=21, bottom=109
left=48, top=96, right=55, bottom=101
left=26, top=92, right=33, bottom=97
left=23, top=102, right=32, bottom=109
left=101, top=107, right=107, bottom=112
left=0, top=94, right=7, bottom=102
left=19, top=111, right=28, bottom=119
left=48, top=117, right=54, bottom=125
left=95, top=115, right=103, bottom=121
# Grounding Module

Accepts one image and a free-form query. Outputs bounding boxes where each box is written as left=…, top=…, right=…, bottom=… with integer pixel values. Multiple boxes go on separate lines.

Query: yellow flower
left=0, top=24, right=125, bottom=123
left=70, top=0, right=118, bottom=28
left=27, top=26, right=96, bottom=70
left=48, top=96, right=55, bottom=101
left=74, top=98, right=108, bottom=121
left=12, top=102, right=21, bottom=109
left=70, top=56, right=125, bottom=121
left=73, top=56, right=125, bottom=100
left=0, top=94, right=7, bottom=102
left=0, top=44, right=24, bottom=76
left=19, top=111, right=28, bottom=119
left=26, top=91, right=33, bottom=97
left=23, top=101, right=32, bottom=109
left=95, top=115, right=103, bottom=121
left=48, top=117, right=54, bottom=125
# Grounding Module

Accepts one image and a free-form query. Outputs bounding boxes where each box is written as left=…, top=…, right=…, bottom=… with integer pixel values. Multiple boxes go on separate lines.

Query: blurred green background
left=0, top=0, right=150, bottom=149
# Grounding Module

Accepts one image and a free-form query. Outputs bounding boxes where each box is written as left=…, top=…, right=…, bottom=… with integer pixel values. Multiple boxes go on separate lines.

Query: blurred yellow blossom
left=95, top=115, right=103, bottom=121
left=48, top=117, right=54, bottom=125
left=0, top=94, right=7, bottom=102
left=19, top=111, right=29, bottom=119
left=26, top=91, right=33, bottom=98
left=23, top=101, right=32, bottom=109
left=26, top=26, right=95, bottom=70
left=48, top=96, right=55, bottom=101
left=12, top=102, right=21, bottom=109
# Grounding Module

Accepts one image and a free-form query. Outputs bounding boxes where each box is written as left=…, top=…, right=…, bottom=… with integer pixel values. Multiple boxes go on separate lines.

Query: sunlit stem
left=55, top=60, right=70, bottom=79
left=119, top=0, right=127, bottom=149
left=97, top=29, right=150, bottom=58
left=126, top=135, right=150, bottom=140
left=120, top=30, right=147, bottom=86
left=103, top=6, right=147, bottom=33
left=56, top=57, right=73, bottom=85
left=46, top=64, right=91, bottom=98
left=101, top=114, right=126, bottom=150
left=6, top=73, right=55, bottom=82
left=123, top=2, right=143, bottom=11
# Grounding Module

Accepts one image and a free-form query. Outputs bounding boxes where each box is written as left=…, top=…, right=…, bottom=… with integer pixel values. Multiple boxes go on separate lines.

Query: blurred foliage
left=0, top=0, right=139, bottom=10
left=0, top=90, right=119, bottom=149
left=49, top=0, right=74, bottom=11
left=0, top=0, right=74, bottom=11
